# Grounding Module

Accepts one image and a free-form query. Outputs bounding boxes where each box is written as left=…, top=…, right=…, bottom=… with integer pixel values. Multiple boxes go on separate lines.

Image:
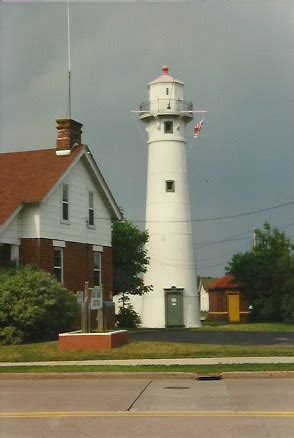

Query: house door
left=165, top=288, right=184, bottom=327
left=228, top=293, right=240, bottom=323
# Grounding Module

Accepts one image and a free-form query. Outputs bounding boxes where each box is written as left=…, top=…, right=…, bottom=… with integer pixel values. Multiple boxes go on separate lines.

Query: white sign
left=77, top=291, right=84, bottom=305
left=90, top=286, right=103, bottom=310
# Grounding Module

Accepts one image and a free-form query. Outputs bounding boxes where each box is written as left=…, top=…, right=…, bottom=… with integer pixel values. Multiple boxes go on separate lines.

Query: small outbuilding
left=198, top=277, right=218, bottom=312
left=207, top=274, right=250, bottom=322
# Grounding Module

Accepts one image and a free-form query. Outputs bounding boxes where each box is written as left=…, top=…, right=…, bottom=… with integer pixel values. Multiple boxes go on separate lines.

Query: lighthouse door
left=165, top=288, right=184, bottom=327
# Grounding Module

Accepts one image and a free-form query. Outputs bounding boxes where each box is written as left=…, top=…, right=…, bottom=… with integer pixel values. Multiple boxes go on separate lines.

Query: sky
left=1, top=0, right=294, bottom=278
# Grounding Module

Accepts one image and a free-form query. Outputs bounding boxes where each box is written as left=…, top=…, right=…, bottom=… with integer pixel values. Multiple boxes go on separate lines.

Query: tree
left=112, top=220, right=152, bottom=300
left=0, top=265, right=78, bottom=345
left=226, top=222, right=294, bottom=322
left=116, top=295, right=141, bottom=328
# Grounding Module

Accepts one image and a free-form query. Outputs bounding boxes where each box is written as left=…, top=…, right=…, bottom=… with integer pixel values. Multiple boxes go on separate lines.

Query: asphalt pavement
left=1, top=378, right=293, bottom=438
left=128, top=328, right=294, bottom=345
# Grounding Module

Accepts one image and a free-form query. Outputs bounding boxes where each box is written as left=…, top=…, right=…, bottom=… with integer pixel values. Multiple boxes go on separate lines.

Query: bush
left=0, top=326, right=24, bottom=345
left=0, top=265, right=79, bottom=344
left=116, top=295, right=141, bottom=328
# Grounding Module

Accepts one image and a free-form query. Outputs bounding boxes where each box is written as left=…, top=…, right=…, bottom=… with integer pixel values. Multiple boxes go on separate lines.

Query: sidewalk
left=1, top=356, right=294, bottom=367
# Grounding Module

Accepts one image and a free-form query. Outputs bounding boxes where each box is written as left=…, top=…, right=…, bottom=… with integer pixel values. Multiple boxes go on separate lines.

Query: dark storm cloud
left=1, top=1, right=294, bottom=275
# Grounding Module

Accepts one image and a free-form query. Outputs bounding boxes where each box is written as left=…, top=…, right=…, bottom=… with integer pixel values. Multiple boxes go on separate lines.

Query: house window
left=62, top=183, right=69, bottom=221
left=54, top=247, right=64, bottom=282
left=166, top=180, right=175, bottom=192
left=88, top=191, right=94, bottom=227
left=94, top=251, right=101, bottom=286
left=164, top=121, right=173, bottom=133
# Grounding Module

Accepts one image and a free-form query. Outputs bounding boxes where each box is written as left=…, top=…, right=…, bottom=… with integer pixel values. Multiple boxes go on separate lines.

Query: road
left=0, top=377, right=294, bottom=437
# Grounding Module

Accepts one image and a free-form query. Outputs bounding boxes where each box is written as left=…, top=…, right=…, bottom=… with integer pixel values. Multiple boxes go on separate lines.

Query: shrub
left=0, top=265, right=79, bottom=344
left=116, top=295, right=141, bottom=328
left=0, top=326, right=24, bottom=345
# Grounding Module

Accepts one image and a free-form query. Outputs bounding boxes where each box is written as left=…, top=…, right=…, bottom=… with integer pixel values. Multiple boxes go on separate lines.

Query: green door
left=165, top=289, right=184, bottom=327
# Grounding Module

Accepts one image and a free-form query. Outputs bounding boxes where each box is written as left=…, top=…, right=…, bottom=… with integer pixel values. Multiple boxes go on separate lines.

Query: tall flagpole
left=67, top=1, right=71, bottom=119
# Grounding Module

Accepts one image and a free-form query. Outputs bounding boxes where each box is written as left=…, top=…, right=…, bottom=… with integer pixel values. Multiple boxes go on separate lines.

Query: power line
left=194, top=200, right=294, bottom=222
left=196, top=228, right=253, bottom=247
left=196, top=236, right=251, bottom=249
left=197, top=262, right=227, bottom=270
left=95, top=200, right=294, bottom=224
left=124, top=200, right=294, bottom=224
left=280, top=221, right=294, bottom=231
left=196, top=251, right=241, bottom=262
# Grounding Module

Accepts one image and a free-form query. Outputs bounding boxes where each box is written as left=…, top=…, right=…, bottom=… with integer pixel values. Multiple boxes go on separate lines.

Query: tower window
left=164, top=121, right=173, bottom=133
left=166, top=88, right=169, bottom=95
left=166, top=180, right=175, bottom=192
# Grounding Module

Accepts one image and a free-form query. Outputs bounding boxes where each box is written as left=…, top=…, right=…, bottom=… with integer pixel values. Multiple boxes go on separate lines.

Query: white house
left=0, top=119, right=121, bottom=307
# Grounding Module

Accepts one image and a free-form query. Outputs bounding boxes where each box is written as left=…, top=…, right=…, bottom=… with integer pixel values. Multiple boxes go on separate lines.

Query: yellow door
left=228, top=294, right=240, bottom=323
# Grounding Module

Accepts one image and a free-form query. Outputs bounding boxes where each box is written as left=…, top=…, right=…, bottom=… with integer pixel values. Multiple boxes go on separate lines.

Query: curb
left=0, top=371, right=294, bottom=380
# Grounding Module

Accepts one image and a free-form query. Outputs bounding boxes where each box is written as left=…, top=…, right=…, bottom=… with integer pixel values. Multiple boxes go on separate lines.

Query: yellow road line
left=0, top=411, right=294, bottom=419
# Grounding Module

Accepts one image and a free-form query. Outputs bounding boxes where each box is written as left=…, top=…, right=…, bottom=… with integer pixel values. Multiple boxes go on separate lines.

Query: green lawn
left=0, top=322, right=293, bottom=364
left=1, top=363, right=294, bottom=374
left=0, top=341, right=293, bottom=363
left=198, top=322, right=294, bottom=332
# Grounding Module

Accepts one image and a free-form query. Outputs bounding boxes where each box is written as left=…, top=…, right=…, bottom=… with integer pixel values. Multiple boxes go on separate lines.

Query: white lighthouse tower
left=139, top=66, right=201, bottom=328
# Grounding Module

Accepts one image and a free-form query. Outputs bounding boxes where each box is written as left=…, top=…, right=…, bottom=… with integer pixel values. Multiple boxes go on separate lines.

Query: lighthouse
left=139, top=66, right=201, bottom=328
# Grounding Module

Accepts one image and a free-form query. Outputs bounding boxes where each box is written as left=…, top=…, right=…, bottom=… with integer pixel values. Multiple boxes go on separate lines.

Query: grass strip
left=1, top=341, right=294, bottom=363
left=1, top=363, right=294, bottom=374
left=198, top=322, right=294, bottom=332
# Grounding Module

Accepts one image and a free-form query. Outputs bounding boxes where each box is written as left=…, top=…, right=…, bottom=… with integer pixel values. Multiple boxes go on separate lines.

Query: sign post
left=81, top=282, right=90, bottom=333
left=90, top=286, right=103, bottom=331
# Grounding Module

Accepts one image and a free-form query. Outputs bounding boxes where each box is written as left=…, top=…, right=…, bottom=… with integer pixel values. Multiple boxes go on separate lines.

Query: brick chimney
left=56, top=119, right=83, bottom=153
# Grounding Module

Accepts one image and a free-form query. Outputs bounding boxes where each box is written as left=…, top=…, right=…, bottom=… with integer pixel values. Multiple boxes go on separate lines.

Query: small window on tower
left=166, top=180, right=175, bottom=192
left=164, top=121, right=173, bottom=133
left=166, top=88, right=169, bottom=95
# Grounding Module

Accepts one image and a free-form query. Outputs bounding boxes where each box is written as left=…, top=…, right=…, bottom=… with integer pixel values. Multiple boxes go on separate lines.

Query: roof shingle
left=0, top=145, right=84, bottom=226
left=207, top=274, right=241, bottom=291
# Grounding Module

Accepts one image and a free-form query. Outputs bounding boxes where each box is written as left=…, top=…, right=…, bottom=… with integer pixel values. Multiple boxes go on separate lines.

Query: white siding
left=39, top=159, right=112, bottom=246
left=199, top=284, right=209, bottom=312
left=0, top=216, right=20, bottom=245
left=20, top=205, right=40, bottom=239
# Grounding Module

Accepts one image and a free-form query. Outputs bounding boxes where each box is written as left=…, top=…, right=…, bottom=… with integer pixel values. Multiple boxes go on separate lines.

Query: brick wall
left=20, top=239, right=113, bottom=295
left=20, top=239, right=54, bottom=274
left=63, top=242, right=94, bottom=292
left=20, top=238, right=115, bottom=329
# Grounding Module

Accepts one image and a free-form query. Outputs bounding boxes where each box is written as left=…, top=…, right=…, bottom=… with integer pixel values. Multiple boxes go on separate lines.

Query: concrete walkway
left=1, top=356, right=294, bottom=367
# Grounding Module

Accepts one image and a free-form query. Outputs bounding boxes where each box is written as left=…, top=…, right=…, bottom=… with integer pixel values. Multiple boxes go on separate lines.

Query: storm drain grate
left=197, top=375, right=222, bottom=381
left=164, top=386, right=190, bottom=390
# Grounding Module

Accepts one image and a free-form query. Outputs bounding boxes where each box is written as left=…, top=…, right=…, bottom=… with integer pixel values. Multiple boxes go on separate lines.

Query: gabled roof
left=0, top=144, right=121, bottom=228
left=208, top=274, right=241, bottom=291
left=199, top=277, right=218, bottom=291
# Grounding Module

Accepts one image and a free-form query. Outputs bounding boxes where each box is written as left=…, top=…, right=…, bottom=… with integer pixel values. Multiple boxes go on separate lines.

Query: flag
left=194, top=119, right=204, bottom=138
